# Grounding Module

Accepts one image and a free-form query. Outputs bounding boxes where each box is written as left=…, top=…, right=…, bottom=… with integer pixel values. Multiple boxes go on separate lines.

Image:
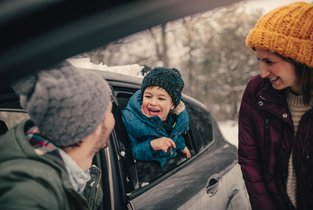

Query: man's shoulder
left=0, top=157, right=70, bottom=209
left=0, top=158, right=63, bottom=184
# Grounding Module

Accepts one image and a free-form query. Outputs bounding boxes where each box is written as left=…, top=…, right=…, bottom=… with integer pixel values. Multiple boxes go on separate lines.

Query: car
left=0, top=67, right=250, bottom=210
left=0, top=0, right=250, bottom=209
left=0, top=0, right=240, bottom=84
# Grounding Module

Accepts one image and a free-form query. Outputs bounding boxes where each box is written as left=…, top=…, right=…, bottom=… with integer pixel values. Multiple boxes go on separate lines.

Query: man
left=0, top=63, right=115, bottom=210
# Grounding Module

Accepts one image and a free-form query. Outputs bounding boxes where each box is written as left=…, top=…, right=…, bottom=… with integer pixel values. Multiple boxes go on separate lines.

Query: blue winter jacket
left=122, top=90, right=190, bottom=168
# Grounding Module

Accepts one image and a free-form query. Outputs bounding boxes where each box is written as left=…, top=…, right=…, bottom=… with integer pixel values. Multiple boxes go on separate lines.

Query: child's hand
left=172, top=100, right=185, bottom=115
left=150, top=137, right=176, bottom=154
left=182, top=147, right=191, bottom=158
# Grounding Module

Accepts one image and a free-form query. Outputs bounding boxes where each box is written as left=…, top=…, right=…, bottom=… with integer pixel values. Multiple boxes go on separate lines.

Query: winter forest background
left=72, top=0, right=299, bottom=145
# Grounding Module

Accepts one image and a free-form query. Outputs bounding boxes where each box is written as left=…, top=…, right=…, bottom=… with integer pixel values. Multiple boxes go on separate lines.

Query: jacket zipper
left=264, top=118, right=270, bottom=165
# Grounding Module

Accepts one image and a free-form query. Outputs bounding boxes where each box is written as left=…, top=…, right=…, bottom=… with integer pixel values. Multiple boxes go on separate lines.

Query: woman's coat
left=238, top=75, right=313, bottom=210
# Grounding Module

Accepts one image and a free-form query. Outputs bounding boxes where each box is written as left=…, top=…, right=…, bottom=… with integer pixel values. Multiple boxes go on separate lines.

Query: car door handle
left=206, top=175, right=221, bottom=197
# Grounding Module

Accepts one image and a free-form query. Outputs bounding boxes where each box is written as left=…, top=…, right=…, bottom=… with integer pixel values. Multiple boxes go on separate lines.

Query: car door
left=104, top=83, right=250, bottom=210
left=0, top=77, right=249, bottom=210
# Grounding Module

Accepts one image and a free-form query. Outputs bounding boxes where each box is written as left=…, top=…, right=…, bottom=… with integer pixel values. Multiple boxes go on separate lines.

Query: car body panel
left=0, top=0, right=250, bottom=209
left=130, top=143, right=237, bottom=209
left=0, top=69, right=250, bottom=210
left=179, top=164, right=250, bottom=210
left=91, top=70, right=249, bottom=210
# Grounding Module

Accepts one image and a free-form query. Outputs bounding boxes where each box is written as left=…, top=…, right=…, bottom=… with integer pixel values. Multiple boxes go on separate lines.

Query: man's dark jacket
left=0, top=120, right=89, bottom=210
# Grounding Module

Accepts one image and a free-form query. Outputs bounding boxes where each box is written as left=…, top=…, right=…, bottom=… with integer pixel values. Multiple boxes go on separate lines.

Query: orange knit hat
left=246, top=2, right=313, bottom=67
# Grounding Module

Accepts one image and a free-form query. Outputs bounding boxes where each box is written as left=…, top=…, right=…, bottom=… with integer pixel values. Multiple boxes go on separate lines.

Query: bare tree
left=79, top=2, right=263, bottom=121
left=149, top=23, right=169, bottom=67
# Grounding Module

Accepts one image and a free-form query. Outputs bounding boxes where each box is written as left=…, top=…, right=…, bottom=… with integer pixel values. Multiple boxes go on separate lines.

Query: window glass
left=186, top=102, right=213, bottom=149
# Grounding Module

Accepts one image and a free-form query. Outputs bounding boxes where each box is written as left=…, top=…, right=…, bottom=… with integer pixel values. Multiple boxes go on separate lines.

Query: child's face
left=142, top=86, right=174, bottom=121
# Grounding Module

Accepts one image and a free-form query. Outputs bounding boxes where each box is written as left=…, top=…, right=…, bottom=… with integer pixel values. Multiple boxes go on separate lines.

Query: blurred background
left=72, top=0, right=306, bottom=147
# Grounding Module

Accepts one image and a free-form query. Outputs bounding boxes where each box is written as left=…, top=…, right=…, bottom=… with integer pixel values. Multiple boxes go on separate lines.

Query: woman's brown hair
left=295, top=63, right=313, bottom=105
left=280, top=53, right=313, bottom=105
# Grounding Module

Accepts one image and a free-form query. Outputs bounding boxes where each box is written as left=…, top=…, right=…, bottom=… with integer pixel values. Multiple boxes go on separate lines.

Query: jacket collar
left=257, top=81, right=288, bottom=105
left=126, top=90, right=188, bottom=134
left=255, top=80, right=293, bottom=124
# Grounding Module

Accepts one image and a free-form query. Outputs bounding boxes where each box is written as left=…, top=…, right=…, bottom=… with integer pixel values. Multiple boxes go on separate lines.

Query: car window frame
left=109, top=83, right=217, bottom=197
left=185, top=99, right=215, bottom=152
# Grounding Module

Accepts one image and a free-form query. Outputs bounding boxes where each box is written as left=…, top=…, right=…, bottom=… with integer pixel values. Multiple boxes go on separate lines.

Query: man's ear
left=93, top=123, right=102, bottom=137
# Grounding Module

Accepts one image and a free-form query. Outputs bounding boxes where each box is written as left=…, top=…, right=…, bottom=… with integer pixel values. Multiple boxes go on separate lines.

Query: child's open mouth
left=148, top=108, right=160, bottom=116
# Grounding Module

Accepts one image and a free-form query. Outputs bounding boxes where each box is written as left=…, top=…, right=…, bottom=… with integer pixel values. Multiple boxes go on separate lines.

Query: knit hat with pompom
left=141, top=67, right=184, bottom=107
left=11, top=62, right=112, bottom=147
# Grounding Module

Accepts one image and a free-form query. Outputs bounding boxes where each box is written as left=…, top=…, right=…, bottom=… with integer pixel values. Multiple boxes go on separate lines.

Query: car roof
left=78, top=68, right=142, bottom=86
left=0, top=66, right=209, bottom=114
left=84, top=68, right=210, bottom=111
left=0, top=0, right=241, bottom=88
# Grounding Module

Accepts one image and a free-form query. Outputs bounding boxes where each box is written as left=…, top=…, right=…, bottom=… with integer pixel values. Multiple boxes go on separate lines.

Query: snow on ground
left=218, top=120, right=238, bottom=148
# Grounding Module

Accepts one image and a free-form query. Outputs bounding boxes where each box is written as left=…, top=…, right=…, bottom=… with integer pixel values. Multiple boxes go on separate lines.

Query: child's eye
left=159, top=98, right=166, bottom=101
left=144, top=95, right=152, bottom=99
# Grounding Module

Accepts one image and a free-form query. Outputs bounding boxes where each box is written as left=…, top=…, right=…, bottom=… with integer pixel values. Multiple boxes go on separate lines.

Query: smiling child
left=122, top=67, right=191, bottom=168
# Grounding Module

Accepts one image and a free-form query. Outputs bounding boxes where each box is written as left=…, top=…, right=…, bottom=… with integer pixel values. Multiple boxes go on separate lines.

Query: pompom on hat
left=11, top=62, right=112, bottom=147
left=246, top=2, right=313, bottom=67
left=141, top=67, right=184, bottom=107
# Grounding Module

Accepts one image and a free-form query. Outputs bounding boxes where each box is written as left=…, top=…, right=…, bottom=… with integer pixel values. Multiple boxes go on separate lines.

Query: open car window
left=113, top=86, right=215, bottom=193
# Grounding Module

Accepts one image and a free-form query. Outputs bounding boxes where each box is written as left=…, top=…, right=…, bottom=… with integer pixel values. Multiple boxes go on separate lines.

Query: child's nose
left=150, top=97, right=157, bottom=105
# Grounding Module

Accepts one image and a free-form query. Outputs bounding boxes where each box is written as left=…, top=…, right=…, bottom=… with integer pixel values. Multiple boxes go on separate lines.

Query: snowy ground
left=218, top=120, right=238, bottom=148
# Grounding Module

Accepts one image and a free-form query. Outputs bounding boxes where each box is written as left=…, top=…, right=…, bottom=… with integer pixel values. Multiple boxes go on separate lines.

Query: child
left=122, top=67, right=191, bottom=168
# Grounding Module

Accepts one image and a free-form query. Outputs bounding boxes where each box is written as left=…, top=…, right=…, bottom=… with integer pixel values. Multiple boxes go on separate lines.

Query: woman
left=238, top=2, right=313, bottom=210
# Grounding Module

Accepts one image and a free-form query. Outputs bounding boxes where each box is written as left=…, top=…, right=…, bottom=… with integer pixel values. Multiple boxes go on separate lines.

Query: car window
left=117, top=90, right=188, bottom=184
left=185, top=101, right=213, bottom=151
left=113, top=87, right=215, bottom=194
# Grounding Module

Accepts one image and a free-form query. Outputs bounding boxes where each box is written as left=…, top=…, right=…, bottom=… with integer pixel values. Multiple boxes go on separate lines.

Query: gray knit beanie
left=11, top=63, right=112, bottom=147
